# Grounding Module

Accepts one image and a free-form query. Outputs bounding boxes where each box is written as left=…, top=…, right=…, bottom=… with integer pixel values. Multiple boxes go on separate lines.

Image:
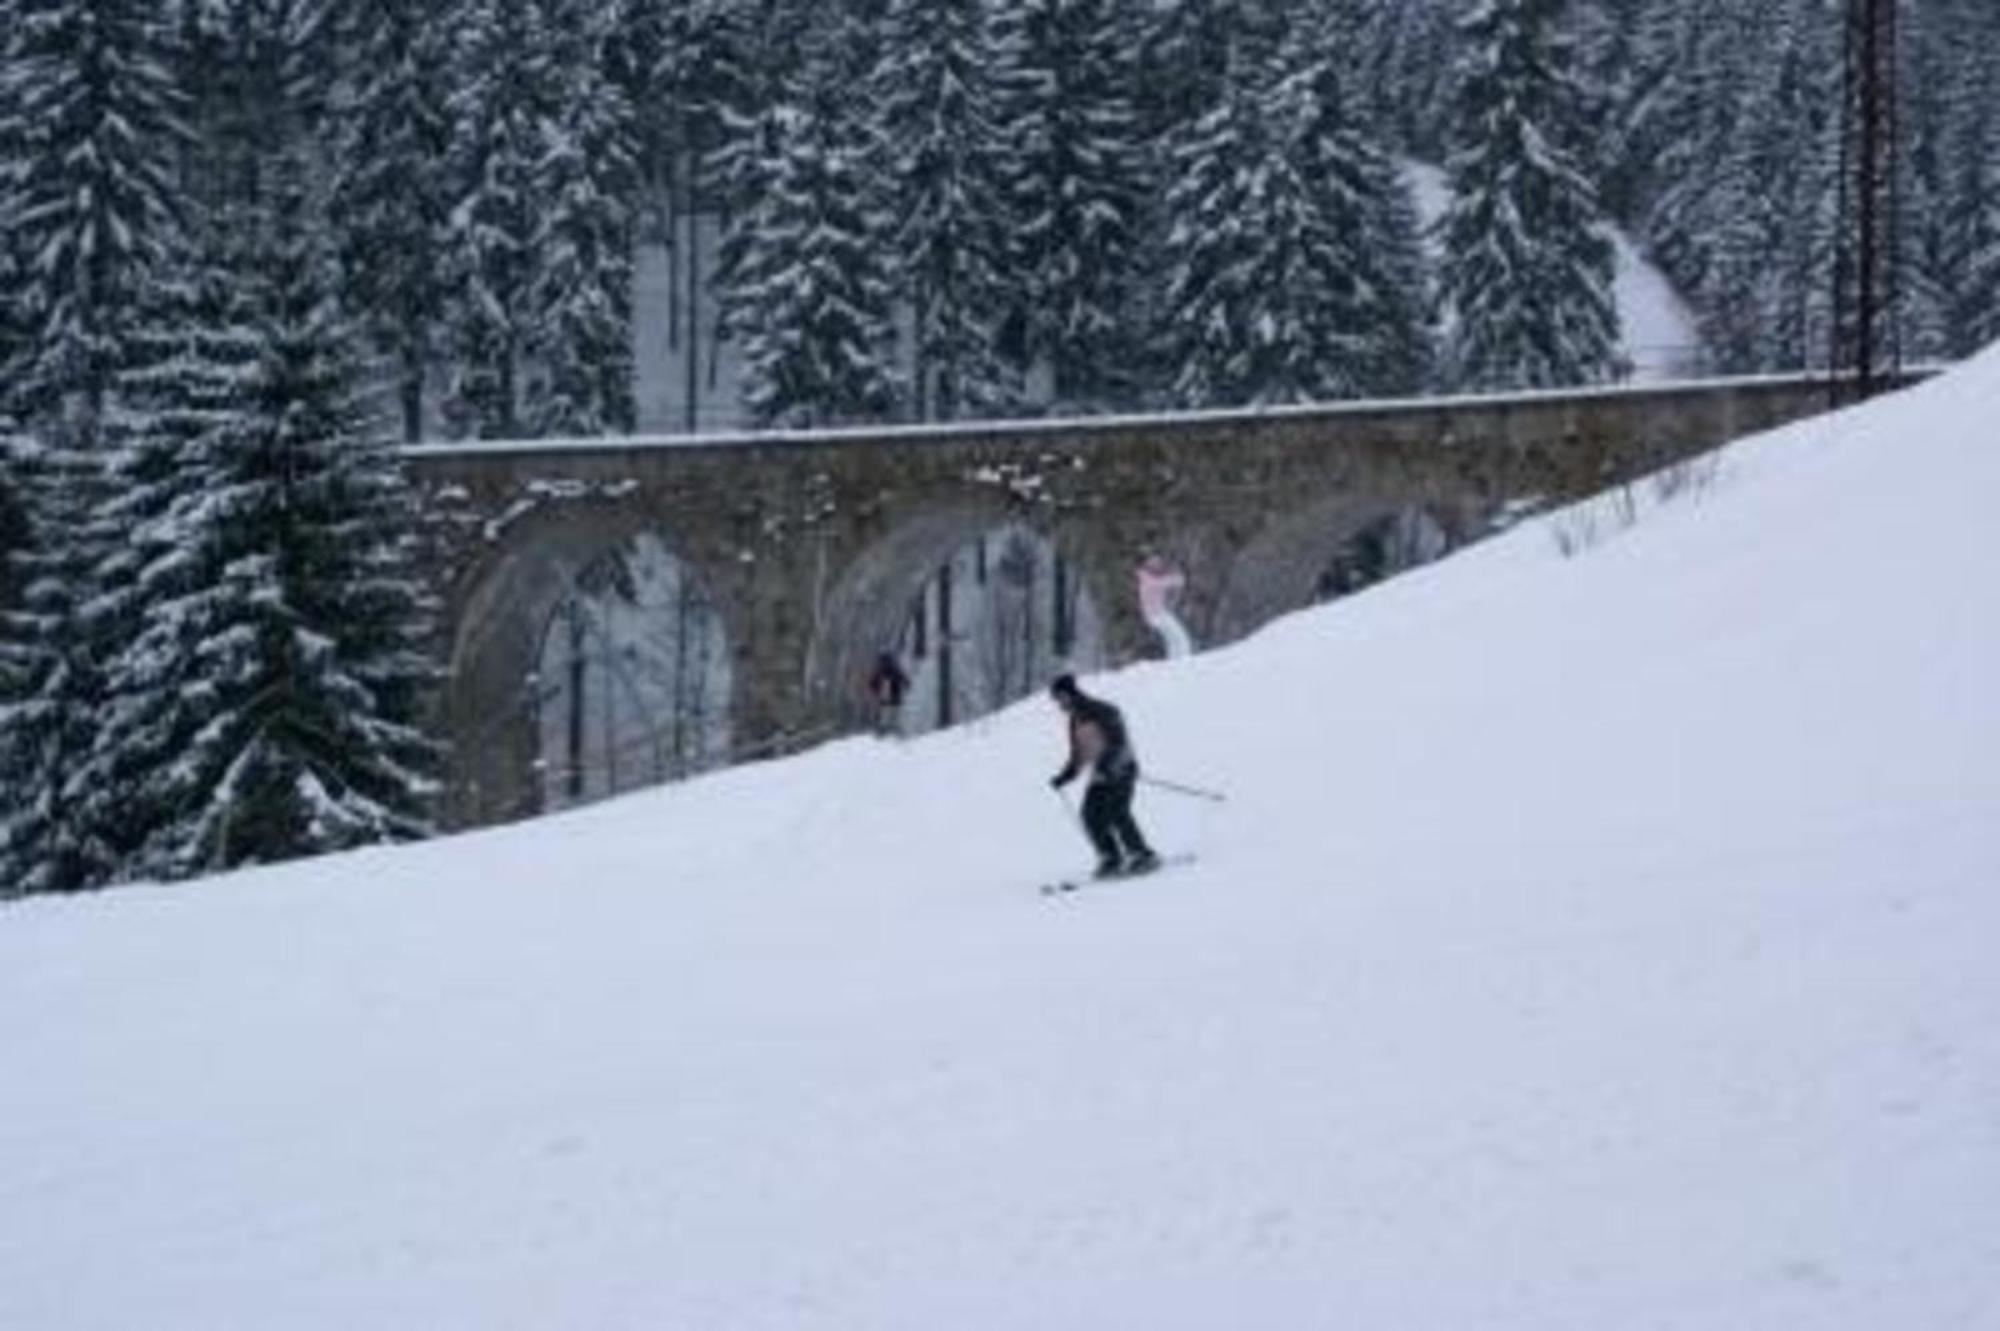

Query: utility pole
left=1831, top=0, right=1902, bottom=405
left=936, top=562, right=955, bottom=730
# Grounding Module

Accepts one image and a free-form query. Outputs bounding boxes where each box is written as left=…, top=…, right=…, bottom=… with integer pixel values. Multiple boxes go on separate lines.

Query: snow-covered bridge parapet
left=403, top=372, right=1913, bottom=828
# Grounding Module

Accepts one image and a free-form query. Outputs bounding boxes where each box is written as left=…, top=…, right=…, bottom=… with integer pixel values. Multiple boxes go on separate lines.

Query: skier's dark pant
left=1082, top=774, right=1152, bottom=866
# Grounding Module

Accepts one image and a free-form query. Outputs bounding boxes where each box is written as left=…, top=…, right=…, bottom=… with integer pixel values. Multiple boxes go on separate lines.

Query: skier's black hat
left=1049, top=673, right=1080, bottom=701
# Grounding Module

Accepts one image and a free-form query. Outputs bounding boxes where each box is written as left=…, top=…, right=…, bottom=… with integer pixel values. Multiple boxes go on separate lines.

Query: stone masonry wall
left=406, top=373, right=1903, bottom=827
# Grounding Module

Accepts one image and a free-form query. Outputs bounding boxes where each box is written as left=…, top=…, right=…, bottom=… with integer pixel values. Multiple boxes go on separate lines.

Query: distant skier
left=1048, top=674, right=1159, bottom=879
left=866, top=650, right=909, bottom=736
left=1136, top=552, right=1193, bottom=658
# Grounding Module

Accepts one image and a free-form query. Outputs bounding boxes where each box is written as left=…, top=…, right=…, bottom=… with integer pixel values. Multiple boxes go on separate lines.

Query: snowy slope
left=5, top=350, right=2000, bottom=1329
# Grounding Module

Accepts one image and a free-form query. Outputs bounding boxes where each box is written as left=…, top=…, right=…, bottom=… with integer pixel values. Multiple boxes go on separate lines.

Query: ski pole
left=1140, top=774, right=1228, bottom=804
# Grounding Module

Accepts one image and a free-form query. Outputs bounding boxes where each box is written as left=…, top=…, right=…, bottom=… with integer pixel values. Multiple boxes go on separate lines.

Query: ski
left=1038, top=853, right=1197, bottom=896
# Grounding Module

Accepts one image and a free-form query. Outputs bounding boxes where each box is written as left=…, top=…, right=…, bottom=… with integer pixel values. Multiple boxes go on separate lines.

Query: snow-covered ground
left=5, top=347, right=1999, bottom=1329
left=1611, top=229, right=1706, bottom=378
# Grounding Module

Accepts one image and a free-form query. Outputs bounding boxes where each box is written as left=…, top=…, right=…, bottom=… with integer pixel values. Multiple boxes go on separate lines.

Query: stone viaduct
left=406, top=373, right=1866, bottom=827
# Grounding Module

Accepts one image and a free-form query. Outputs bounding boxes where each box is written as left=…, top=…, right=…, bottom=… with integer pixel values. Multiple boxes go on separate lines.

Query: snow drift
left=4, top=349, right=1998, bottom=1330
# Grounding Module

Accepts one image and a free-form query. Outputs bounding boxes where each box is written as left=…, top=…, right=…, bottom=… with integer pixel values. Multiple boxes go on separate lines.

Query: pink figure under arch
left=1136, top=554, right=1194, bottom=659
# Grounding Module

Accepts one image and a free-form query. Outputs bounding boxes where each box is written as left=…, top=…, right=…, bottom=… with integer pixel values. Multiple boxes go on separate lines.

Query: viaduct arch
left=406, top=373, right=1885, bottom=827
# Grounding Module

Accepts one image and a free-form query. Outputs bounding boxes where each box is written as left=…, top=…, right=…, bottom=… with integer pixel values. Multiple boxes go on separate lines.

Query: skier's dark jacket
left=867, top=653, right=908, bottom=706
left=1054, top=693, right=1137, bottom=787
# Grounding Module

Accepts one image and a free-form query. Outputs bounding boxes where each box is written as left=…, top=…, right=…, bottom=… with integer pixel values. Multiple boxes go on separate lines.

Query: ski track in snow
left=3, top=350, right=1999, bottom=1329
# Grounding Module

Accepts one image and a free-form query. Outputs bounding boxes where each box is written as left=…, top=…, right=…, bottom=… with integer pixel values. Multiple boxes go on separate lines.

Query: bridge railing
left=401, top=362, right=1944, bottom=459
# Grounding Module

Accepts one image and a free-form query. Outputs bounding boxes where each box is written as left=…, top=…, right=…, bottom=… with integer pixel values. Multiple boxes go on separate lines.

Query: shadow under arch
left=806, top=504, right=1110, bottom=737
left=1210, top=493, right=1471, bottom=646
left=445, top=508, right=735, bottom=825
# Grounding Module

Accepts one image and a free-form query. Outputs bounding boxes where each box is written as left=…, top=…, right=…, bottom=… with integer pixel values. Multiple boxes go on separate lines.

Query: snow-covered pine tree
left=0, top=429, right=27, bottom=616
left=1137, top=0, right=1275, bottom=143
left=0, top=428, right=117, bottom=893
left=1687, top=1, right=1836, bottom=374
left=874, top=0, right=1017, bottom=422
left=329, top=0, right=454, bottom=443
left=645, top=0, right=763, bottom=432
left=0, top=1, right=26, bottom=393
left=702, top=0, right=822, bottom=225
left=1683, top=161, right=1781, bottom=373
left=1932, top=0, right=2000, bottom=358
left=714, top=0, right=818, bottom=119
left=64, top=216, right=264, bottom=880
left=1948, top=83, right=2000, bottom=357
left=127, top=162, right=439, bottom=874
left=44, top=0, right=442, bottom=881
left=528, top=5, right=639, bottom=437
left=1607, top=0, right=2000, bottom=375
left=1622, top=0, right=1750, bottom=301
left=0, top=421, right=36, bottom=892
left=714, top=44, right=899, bottom=428
left=991, top=0, right=1150, bottom=412
left=175, top=0, right=300, bottom=203
left=1285, top=10, right=1433, bottom=397
left=1435, top=0, right=1622, bottom=391
left=1751, top=2, right=1840, bottom=374
left=1567, top=0, right=1644, bottom=215
left=443, top=0, right=552, bottom=439
left=604, top=0, right=678, bottom=201
left=1, top=0, right=186, bottom=429
left=1157, top=12, right=1429, bottom=407
left=1616, top=0, right=1864, bottom=376
left=1156, top=53, right=1280, bottom=407
left=1347, top=0, right=1457, bottom=162
left=1898, top=1, right=1957, bottom=365
left=0, top=0, right=174, bottom=891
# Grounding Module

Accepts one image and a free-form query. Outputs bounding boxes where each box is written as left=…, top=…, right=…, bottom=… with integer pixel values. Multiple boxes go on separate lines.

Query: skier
left=1048, top=674, right=1160, bottom=878
left=866, top=650, right=909, bottom=736
left=1136, top=552, right=1193, bottom=658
